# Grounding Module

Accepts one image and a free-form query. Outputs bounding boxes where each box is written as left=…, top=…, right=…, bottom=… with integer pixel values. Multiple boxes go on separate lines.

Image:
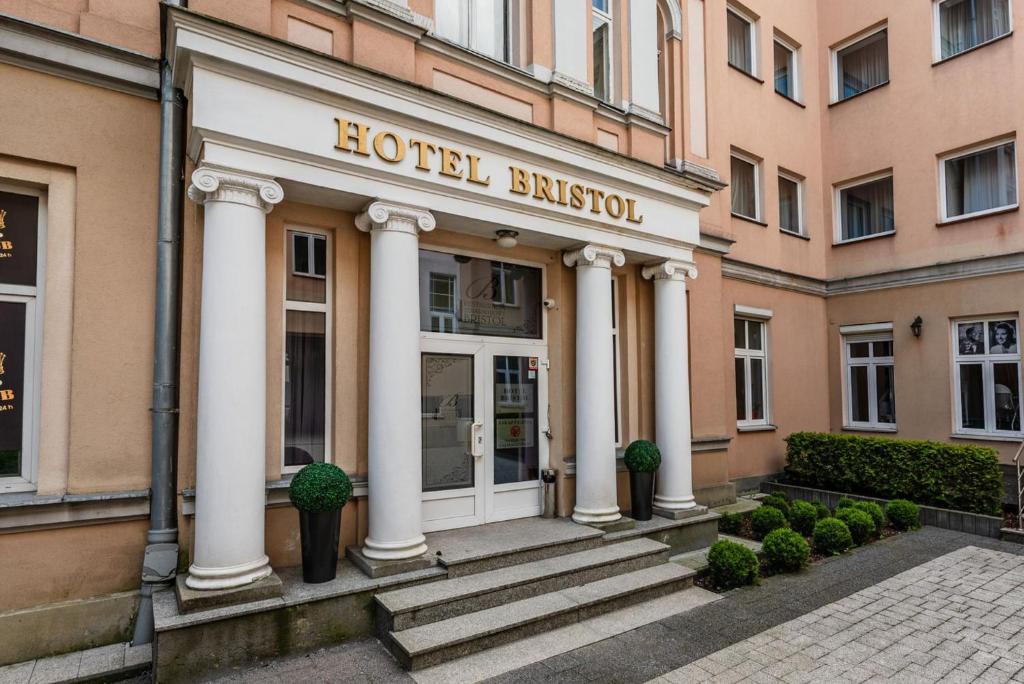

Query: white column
left=564, top=244, right=624, bottom=524
left=552, top=0, right=593, bottom=94
left=642, top=260, right=700, bottom=515
left=628, top=0, right=661, bottom=118
left=356, top=200, right=434, bottom=560
left=185, top=166, right=283, bottom=590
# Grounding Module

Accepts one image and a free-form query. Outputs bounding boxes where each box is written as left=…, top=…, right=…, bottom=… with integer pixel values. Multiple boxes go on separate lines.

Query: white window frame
left=491, top=263, right=520, bottom=307
left=429, top=271, right=458, bottom=333
left=0, top=183, right=46, bottom=494
left=611, top=277, right=623, bottom=447
left=778, top=169, right=805, bottom=236
left=726, top=5, right=758, bottom=77
left=951, top=315, right=1024, bottom=438
left=773, top=34, right=801, bottom=102
left=730, top=150, right=762, bottom=222
left=842, top=329, right=897, bottom=432
left=282, top=226, right=333, bottom=475
left=830, top=24, right=889, bottom=104
left=938, top=137, right=1018, bottom=223
left=291, top=232, right=327, bottom=279
left=434, top=0, right=515, bottom=64
left=833, top=171, right=896, bottom=244
left=735, top=315, right=770, bottom=428
left=932, top=0, right=1013, bottom=62
left=592, top=0, right=614, bottom=103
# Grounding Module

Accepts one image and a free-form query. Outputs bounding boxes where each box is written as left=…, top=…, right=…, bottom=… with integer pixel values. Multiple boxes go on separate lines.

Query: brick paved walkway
left=651, top=546, right=1024, bottom=684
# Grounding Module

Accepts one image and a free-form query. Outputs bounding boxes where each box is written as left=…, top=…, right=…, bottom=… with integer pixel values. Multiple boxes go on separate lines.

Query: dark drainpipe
left=132, top=0, right=187, bottom=646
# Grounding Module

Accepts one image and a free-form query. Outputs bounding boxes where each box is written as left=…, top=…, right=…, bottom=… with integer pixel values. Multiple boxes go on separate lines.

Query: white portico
left=169, top=8, right=716, bottom=586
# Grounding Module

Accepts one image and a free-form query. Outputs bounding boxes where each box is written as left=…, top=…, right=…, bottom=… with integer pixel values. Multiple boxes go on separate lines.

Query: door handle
left=470, top=422, right=485, bottom=459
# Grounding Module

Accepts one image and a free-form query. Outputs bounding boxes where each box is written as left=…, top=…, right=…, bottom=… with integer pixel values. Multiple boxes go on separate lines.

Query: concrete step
left=387, top=562, right=695, bottom=670
left=376, top=538, right=670, bottom=631
left=603, top=511, right=720, bottom=555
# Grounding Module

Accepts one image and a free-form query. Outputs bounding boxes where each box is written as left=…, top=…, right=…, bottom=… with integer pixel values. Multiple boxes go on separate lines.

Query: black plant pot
left=629, top=470, right=656, bottom=521
left=299, top=509, right=342, bottom=583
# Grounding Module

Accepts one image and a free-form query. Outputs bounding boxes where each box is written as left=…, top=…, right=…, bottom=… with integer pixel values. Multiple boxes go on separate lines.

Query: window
left=611, top=278, right=622, bottom=446
left=436, top=0, right=511, bottom=63
left=491, top=263, right=519, bottom=307
left=774, top=37, right=798, bottom=100
left=953, top=316, right=1022, bottom=436
left=731, top=152, right=761, bottom=221
left=778, top=172, right=803, bottom=235
left=429, top=272, right=457, bottom=334
left=727, top=7, right=756, bottom=75
left=0, top=187, right=43, bottom=492
left=844, top=333, right=896, bottom=430
left=735, top=317, right=768, bottom=426
left=835, top=174, right=895, bottom=242
left=833, top=28, right=889, bottom=102
left=936, top=0, right=1012, bottom=60
left=940, top=139, right=1017, bottom=221
left=283, top=229, right=331, bottom=471
left=592, top=0, right=612, bottom=102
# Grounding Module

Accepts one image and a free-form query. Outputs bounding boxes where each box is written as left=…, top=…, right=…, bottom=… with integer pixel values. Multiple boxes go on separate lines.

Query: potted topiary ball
left=624, top=440, right=661, bottom=521
left=289, top=462, right=353, bottom=583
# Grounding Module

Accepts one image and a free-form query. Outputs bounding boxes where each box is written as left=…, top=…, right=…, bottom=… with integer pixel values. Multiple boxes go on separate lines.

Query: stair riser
left=395, top=573, right=694, bottom=671
left=441, top=537, right=604, bottom=578
left=386, top=550, right=669, bottom=631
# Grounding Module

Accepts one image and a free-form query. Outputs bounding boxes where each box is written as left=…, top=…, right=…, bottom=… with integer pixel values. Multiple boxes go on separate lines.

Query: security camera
left=542, top=297, right=556, bottom=309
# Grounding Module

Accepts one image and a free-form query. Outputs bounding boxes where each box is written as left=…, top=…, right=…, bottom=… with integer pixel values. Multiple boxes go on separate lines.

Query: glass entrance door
left=488, top=353, right=544, bottom=522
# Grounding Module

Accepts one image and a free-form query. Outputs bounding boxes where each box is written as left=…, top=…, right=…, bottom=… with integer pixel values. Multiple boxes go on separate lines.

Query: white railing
left=1015, top=441, right=1024, bottom=530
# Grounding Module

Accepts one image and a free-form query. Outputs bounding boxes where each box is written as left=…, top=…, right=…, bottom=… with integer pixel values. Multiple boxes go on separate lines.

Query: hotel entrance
left=418, top=249, right=549, bottom=532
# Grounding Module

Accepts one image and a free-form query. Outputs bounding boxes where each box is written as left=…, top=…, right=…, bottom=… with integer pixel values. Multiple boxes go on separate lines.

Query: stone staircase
left=375, top=536, right=695, bottom=670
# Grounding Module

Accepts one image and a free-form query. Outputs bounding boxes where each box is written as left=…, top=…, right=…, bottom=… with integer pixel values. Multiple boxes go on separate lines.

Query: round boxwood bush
left=813, top=501, right=831, bottom=520
left=707, top=539, right=759, bottom=590
left=813, top=517, right=853, bottom=556
left=853, top=500, right=885, bottom=533
left=761, top=494, right=791, bottom=519
left=718, top=511, right=743, bottom=535
left=836, top=506, right=875, bottom=546
left=623, top=440, right=661, bottom=473
left=789, top=500, right=818, bottom=537
left=289, top=462, right=353, bottom=512
left=886, top=499, right=921, bottom=531
left=836, top=497, right=857, bottom=510
left=751, top=505, right=788, bottom=540
left=763, top=528, right=810, bottom=572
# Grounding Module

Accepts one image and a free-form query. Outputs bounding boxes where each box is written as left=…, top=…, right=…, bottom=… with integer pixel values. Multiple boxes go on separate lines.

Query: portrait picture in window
left=958, top=322, right=986, bottom=355
left=990, top=320, right=1018, bottom=354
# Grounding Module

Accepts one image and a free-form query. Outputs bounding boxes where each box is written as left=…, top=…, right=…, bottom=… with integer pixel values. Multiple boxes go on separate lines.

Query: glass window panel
left=750, top=358, right=765, bottom=421
left=945, top=142, right=1017, bottom=218
left=284, top=310, right=326, bottom=467
left=419, top=250, right=542, bottom=339
left=286, top=232, right=327, bottom=303
left=849, top=342, right=870, bottom=358
left=774, top=41, right=793, bottom=98
left=593, top=21, right=610, bottom=102
left=727, top=11, right=752, bottom=73
left=422, top=354, right=475, bottom=491
left=735, top=358, right=746, bottom=421
left=989, top=320, right=1019, bottom=354
left=993, top=363, right=1021, bottom=432
left=592, top=0, right=609, bottom=11
left=836, top=29, right=888, bottom=100
left=734, top=318, right=746, bottom=349
left=876, top=364, right=896, bottom=424
left=312, top=235, right=327, bottom=277
left=0, top=190, right=40, bottom=288
left=958, top=322, right=986, bottom=355
left=0, top=301, right=26, bottom=477
left=850, top=365, right=870, bottom=423
left=940, top=0, right=1012, bottom=59
left=747, top=321, right=763, bottom=351
left=494, top=355, right=539, bottom=485
left=731, top=155, right=757, bottom=219
left=471, top=0, right=508, bottom=61
left=778, top=176, right=800, bottom=233
left=959, top=363, right=986, bottom=430
left=436, top=0, right=469, bottom=45
left=872, top=340, right=893, bottom=357
left=840, top=176, right=894, bottom=240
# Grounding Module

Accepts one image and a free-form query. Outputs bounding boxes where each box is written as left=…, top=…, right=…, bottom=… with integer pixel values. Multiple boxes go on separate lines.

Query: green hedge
left=784, top=432, right=1002, bottom=516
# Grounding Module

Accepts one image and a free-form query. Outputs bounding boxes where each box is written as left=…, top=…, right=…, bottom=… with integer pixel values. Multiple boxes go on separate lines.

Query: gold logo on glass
left=0, top=351, right=6, bottom=386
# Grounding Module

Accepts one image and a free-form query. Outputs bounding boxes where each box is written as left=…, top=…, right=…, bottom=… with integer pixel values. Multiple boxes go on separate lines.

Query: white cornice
left=722, top=259, right=828, bottom=297
left=0, top=12, right=159, bottom=99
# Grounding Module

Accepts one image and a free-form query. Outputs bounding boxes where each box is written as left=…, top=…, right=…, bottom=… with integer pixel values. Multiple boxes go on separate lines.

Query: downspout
left=132, top=0, right=187, bottom=646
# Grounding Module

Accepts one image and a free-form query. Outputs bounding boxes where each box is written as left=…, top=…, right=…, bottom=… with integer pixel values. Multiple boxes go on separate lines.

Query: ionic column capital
left=187, top=166, right=284, bottom=213
left=563, top=244, right=626, bottom=270
left=355, top=200, right=436, bottom=235
left=641, top=260, right=698, bottom=282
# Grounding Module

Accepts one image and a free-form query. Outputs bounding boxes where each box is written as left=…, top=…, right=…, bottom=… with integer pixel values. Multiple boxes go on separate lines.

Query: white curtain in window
left=731, top=156, right=756, bottom=218
left=841, top=177, right=894, bottom=239
left=946, top=143, right=1017, bottom=216
left=941, top=0, right=1011, bottom=58
left=727, top=12, right=752, bottom=73
left=472, top=0, right=508, bottom=61
left=436, top=0, right=469, bottom=45
left=837, top=30, right=888, bottom=99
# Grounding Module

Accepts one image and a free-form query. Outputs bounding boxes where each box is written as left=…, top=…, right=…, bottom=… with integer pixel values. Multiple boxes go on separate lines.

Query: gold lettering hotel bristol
left=334, top=118, right=643, bottom=224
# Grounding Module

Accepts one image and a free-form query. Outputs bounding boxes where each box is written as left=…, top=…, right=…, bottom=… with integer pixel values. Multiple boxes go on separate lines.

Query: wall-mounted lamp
left=495, top=230, right=519, bottom=249
left=910, top=316, right=923, bottom=338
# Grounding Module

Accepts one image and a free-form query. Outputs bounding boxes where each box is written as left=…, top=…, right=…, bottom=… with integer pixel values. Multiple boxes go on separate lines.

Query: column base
left=360, top=534, right=428, bottom=561
left=572, top=505, right=622, bottom=525
left=653, top=504, right=708, bottom=521
left=185, top=555, right=273, bottom=591
left=346, top=545, right=434, bottom=579
left=175, top=571, right=282, bottom=613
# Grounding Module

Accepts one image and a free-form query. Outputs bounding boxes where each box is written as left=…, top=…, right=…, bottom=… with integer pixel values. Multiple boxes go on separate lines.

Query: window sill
left=832, top=230, right=895, bottom=247
left=780, top=228, right=810, bottom=241
left=737, top=424, right=777, bottom=433
left=950, top=432, right=1024, bottom=444
left=728, top=62, right=764, bottom=85
left=775, top=91, right=806, bottom=108
left=937, top=205, right=1019, bottom=227
left=933, top=31, right=1013, bottom=66
left=842, top=425, right=897, bottom=434
left=829, top=81, right=890, bottom=108
left=731, top=213, right=769, bottom=228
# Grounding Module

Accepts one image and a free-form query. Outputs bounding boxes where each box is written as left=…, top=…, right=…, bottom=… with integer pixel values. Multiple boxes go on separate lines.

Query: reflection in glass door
left=493, top=356, right=539, bottom=485
left=421, top=354, right=475, bottom=492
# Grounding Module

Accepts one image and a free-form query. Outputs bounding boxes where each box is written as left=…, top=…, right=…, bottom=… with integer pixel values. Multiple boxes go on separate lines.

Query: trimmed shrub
left=289, top=463, right=353, bottom=512
left=623, top=440, right=662, bottom=472
left=707, top=539, right=759, bottom=590
left=813, top=517, right=853, bottom=555
left=853, top=500, right=886, bottom=533
left=751, top=505, right=788, bottom=540
left=761, top=494, right=791, bottom=519
left=886, top=499, right=921, bottom=531
left=763, top=528, right=810, bottom=572
left=813, top=501, right=831, bottom=520
left=789, top=500, right=818, bottom=537
left=836, top=507, right=875, bottom=546
left=784, top=432, right=1002, bottom=515
left=718, top=511, right=744, bottom=535
left=836, top=497, right=856, bottom=510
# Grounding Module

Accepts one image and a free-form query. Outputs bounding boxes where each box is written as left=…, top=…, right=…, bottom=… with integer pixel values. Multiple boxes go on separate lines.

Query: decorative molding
left=0, top=12, right=159, bottom=100
left=692, top=435, right=732, bottom=453
left=657, top=0, right=684, bottom=37
left=722, top=258, right=828, bottom=297
left=187, top=166, right=284, bottom=213
left=827, top=251, right=1024, bottom=295
left=563, top=244, right=626, bottom=270
left=354, top=199, right=436, bottom=235
left=642, top=259, right=698, bottom=281
left=181, top=478, right=368, bottom=516
left=346, top=0, right=432, bottom=37
left=626, top=103, right=665, bottom=127
left=551, top=71, right=595, bottom=97
left=0, top=489, right=149, bottom=533
left=697, top=231, right=734, bottom=255
left=668, top=160, right=728, bottom=193
left=839, top=322, right=893, bottom=335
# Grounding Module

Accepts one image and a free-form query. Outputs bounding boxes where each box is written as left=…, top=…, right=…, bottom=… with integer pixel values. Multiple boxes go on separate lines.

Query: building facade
left=0, top=0, right=1020, bottom=668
